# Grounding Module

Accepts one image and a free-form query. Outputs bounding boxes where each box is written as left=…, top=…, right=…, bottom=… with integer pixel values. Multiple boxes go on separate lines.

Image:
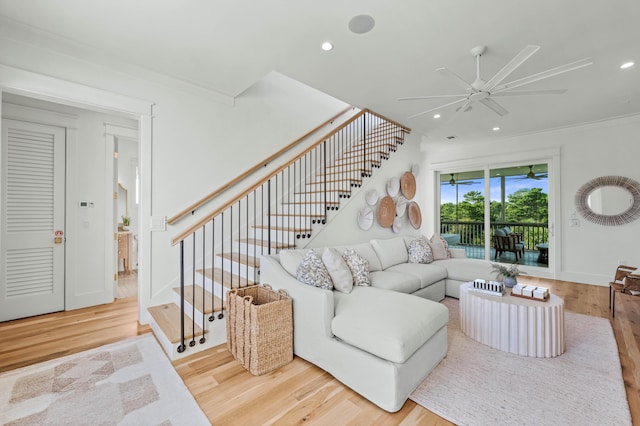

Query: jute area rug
left=0, top=334, right=210, bottom=425
left=410, top=298, right=632, bottom=426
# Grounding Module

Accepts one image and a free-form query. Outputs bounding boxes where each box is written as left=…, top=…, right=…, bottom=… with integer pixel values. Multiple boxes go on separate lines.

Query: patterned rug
left=0, top=334, right=209, bottom=425
left=410, top=298, right=632, bottom=426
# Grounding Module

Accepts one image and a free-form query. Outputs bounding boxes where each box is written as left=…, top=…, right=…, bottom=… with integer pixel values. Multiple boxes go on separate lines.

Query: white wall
left=0, top=22, right=350, bottom=318
left=310, top=131, right=423, bottom=247
left=420, top=115, right=640, bottom=286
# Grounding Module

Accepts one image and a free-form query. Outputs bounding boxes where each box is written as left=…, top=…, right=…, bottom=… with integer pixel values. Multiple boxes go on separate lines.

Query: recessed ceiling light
left=433, top=113, right=441, bottom=119
left=620, top=61, right=635, bottom=69
left=348, top=15, right=375, bottom=34
left=493, top=126, right=501, bottom=131
left=321, top=42, right=333, bottom=51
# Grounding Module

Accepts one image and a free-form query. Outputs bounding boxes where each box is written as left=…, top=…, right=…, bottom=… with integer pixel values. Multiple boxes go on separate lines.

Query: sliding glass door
left=439, top=164, right=549, bottom=269
left=489, top=164, right=548, bottom=268
left=439, top=171, right=485, bottom=258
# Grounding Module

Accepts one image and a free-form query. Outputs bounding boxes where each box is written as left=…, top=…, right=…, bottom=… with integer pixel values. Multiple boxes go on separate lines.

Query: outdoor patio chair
left=492, top=234, right=525, bottom=261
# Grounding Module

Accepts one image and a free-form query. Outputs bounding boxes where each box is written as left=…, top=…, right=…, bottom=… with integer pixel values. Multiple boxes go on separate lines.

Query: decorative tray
left=510, top=292, right=549, bottom=302
left=510, top=284, right=550, bottom=302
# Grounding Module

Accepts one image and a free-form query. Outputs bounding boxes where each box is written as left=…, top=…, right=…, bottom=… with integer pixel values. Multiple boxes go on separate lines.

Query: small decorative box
left=523, top=285, right=537, bottom=297
left=471, top=278, right=504, bottom=296
left=512, top=283, right=526, bottom=296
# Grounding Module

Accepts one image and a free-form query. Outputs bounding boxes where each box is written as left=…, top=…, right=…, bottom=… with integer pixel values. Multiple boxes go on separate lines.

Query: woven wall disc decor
left=401, top=171, right=416, bottom=200
left=387, top=177, right=400, bottom=197
left=408, top=202, right=422, bottom=229
left=357, top=206, right=374, bottom=230
left=377, top=196, right=396, bottom=227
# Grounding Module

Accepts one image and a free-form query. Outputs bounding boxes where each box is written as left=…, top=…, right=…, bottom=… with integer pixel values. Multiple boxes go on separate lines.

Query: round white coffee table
left=459, top=282, right=565, bottom=358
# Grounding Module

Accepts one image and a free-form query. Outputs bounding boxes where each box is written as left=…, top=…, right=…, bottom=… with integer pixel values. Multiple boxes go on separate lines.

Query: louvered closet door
left=1, top=119, right=65, bottom=321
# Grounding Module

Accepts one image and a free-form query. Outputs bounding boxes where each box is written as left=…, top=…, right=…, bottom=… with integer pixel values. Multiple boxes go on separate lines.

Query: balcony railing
left=441, top=221, right=549, bottom=251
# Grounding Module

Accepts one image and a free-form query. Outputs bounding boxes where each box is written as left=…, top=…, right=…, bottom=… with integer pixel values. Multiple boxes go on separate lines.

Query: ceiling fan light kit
left=401, top=45, right=593, bottom=123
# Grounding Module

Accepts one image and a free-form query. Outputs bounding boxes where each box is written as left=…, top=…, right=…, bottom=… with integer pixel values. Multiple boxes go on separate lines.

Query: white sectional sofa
left=259, top=236, right=494, bottom=412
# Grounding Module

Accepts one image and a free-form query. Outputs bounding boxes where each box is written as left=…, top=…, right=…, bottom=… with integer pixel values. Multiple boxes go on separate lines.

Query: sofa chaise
left=259, top=235, right=494, bottom=412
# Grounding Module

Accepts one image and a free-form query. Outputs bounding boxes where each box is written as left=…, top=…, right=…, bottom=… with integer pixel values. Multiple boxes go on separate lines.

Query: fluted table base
left=460, top=282, right=565, bottom=358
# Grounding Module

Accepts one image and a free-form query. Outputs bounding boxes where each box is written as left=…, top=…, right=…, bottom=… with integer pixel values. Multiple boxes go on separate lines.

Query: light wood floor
left=0, top=278, right=638, bottom=425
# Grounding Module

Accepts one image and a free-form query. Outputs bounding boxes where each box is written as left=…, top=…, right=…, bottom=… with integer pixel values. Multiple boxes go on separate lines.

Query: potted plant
left=491, top=262, right=525, bottom=288
left=121, top=215, right=130, bottom=231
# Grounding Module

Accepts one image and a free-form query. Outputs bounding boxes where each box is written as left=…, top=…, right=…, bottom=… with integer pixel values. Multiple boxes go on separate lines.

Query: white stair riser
left=314, top=170, right=370, bottom=180
left=278, top=203, right=336, bottom=215
left=291, top=192, right=346, bottom=203
left=150, top=317, right=227, bottom=361
left=329, top=161, right=381, bottom=171
left=269, top=215, right=324, bottom=227
left=306, top=181, right=357, bottom=191
left=215, top=256, right=259, bottom=278
left=196, top=270, right=256, bottom=295
left=251, top=227, right=304, bottom=242
left=235, top=241, right=296, bottom=256
left=170, top=290, right=224, bottom=329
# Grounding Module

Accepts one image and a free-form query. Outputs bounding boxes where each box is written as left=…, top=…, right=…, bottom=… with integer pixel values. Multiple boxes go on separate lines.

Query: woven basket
left=226, top=284, right=293, bottom=375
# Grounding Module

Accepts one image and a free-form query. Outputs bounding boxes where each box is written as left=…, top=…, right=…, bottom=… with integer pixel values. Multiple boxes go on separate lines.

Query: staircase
left=149, top=109, right=410, bottom=360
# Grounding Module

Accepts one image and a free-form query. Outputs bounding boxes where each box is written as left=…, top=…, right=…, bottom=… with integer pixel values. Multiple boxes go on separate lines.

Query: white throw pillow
left=370, top=237, right=408, bottom=270
left=322, top=248, right=353, bottom=293
left=279, top=249, right=307, bottom=277
left=342, top=248, right=371, bottom=286
left=408, top=237, right=433, bottom=264
left=296, top=249, right=333, bottom=290
left=429, top=235, right=451, bottom=260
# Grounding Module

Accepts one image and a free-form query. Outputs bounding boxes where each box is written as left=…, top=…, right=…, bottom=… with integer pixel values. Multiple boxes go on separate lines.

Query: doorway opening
left=114, top=133, right=140, bottom=299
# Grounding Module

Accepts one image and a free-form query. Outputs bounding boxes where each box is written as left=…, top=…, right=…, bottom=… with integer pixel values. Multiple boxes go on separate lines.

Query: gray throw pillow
left=408, top=237, right=434, bottom=264
left=296, top=249, right=333, bottom=290
left=341, top=248, right=371, bottom=286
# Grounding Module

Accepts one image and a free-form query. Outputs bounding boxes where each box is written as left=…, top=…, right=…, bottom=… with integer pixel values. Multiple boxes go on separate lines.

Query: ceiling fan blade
left=437, top=67, right=474, bottom=91
left=407, top=97, right=468, bottom=119
left=479, top=98, right=509, bottom=116
left=492, top=89, right=567, bottom=96
left=445, top=99, right=474, bottom=124
left=398, top=94, right=468, bottom=101
left=481, top=45, right=540, bottom=92
left=491, top=57, right=593, bottom=94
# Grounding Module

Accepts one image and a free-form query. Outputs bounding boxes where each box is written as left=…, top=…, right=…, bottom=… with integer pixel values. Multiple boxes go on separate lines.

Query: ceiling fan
left=400, top=45, right=593, bottom=122
left=442, top=174, right=476, bottom=186
left=509, top=165, right=549, bottom=181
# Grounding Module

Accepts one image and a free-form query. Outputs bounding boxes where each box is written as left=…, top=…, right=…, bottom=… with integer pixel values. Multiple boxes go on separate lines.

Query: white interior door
left=1, top=118, right=66, bottom=321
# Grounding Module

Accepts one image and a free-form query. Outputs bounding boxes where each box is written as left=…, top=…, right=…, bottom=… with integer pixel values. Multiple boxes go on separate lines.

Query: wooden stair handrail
left=167, top=106, right=354, bottom=225
left=171, top=108, right=410, bottom=245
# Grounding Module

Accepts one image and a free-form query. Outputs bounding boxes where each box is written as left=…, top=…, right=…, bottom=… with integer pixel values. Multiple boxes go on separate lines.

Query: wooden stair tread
left=148, top=303, right=206, bottom=344
left=271, top=213, right=324, bottom=217
left=197, top=267, right=256, bottom=288
left=252, top=225, right=311, bottom=233
left=329, top=160, right=380, bottom=168
left=238, top=238, right=296, bottom=249
left=345, top=143, right=398, bottom=154
left=172, top=285, right=223, bottom=314
left=315, top=169, right=368, bottom=176
left=340, top=151, right=389, bottom=160
left=294, top=189, right=350, bottom=194
left=281, top=200, right=339, bottom=205
left=216, top=252, right=260, bottom=267
left=307, top=178, right=362, bottom=185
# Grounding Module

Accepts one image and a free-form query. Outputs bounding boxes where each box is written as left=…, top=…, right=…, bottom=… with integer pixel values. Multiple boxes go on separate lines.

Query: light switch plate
left=151, top=216, right=167, bottom=232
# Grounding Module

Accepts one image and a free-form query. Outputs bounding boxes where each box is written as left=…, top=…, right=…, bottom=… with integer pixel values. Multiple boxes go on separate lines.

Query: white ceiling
left=1, top=0, right=639, bottom=141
